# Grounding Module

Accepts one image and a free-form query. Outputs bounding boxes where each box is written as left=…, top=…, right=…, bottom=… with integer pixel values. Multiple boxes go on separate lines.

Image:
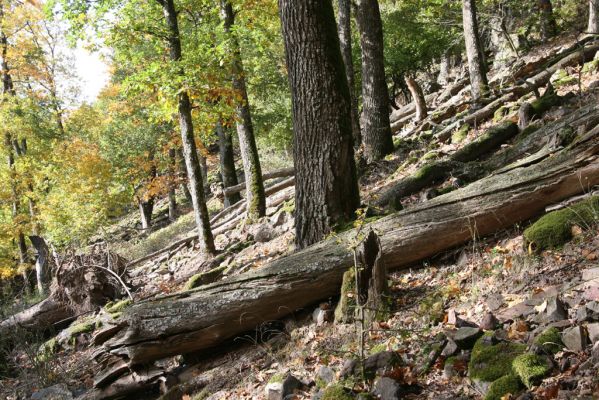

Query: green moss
left=110, top=312, right=123, bottom=320
left=422, top=151, right=440, bottom=161
left=334, top=269, right=356, bottom=323
left=184, top=265, right=227, bottom=290
left=452, top=123, right=470, bottom=144
left=582, top=59, right=599, bottom=74
left=70, top=320, right=95, bottom=335
left=530, top=93, right=562, bottom=116
left=551, top=69, right=578, bottom=88
left=469, top=334, right=527, bottom=383
left=453, top=121, right=518, bottom=163
left=104, top=299, right=132, bottom=314
left=493, top=106, right=508, bottom=122
left=370, top=342, right=387, bottom=355
left=485, top=374, right=523, bottom=400
left=512, top=353, right=551, bottom=388
left=37, top=337, right=58, bottom=362
left=268, top=373, right=284, bottom=384
left=321, top=383, right=354, bottom=400
left=520, top=123, right=541, bottom=138
left=524, top=196, right=599, bottom=251
left=437, top=186, right=456, bottom=196
left=534, top=327, right=563, bottom=354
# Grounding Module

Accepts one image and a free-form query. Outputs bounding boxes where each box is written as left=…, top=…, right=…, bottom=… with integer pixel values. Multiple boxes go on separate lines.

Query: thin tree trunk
left=355, top=0, right=394, bottom=162
left=462, top=0, right=488, bottom=103
left=29, top=236, right=49, bottom=296
left=538, top=0, right=557, bottom=41
left=338, top=0, right=361, bottom=147
left=220, top=1, right=266, bottom=220
left=177, top=148, right=193, bottom=204
left=279, top=0, right=360, bottom=249
left=405, top=76, right=428, bottom=122
left=168, top=147, right=177, bottom=221
left=438, top=51, right=451, bottom=85
left=161, top=0, right=214, bottom=254
left=216, top=121, right=241, bottom=207
left=138, top=200, right=154, bottom=231
left=590, top=0, right=599, bottom=34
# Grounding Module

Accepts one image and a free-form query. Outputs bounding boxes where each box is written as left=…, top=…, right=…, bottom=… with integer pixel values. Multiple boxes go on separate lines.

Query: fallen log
left=95, top=124, right=599, bottom=369
left=222, top=167, right=294, bottom=197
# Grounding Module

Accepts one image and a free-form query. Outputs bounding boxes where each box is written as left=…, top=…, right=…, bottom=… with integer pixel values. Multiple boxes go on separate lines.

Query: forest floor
left=2, top=33, right=599, bottom=400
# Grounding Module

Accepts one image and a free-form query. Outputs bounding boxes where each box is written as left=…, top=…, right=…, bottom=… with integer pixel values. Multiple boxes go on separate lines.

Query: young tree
left=355, top=0, right=393, bottom=162
left=538, top=0, right=557, bottom=41
left=220, top=0, right=266, bottom=219
left=337, top=0, right=361, bottom=147
left=405, top=76, right=427, bottom=121
left=279, top=0, right=360, bottom=249
left=216, top=121, right=241, bottom=207
left=590, top=0, right=599, bottom=34
left=462, top=0, right=488, bottom=103
left=159, top=0, right=214, bottom=254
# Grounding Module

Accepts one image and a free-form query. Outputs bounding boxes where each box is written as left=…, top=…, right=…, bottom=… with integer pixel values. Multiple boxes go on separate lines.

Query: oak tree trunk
left=161, top=0, right=214, bottom=254
left=462, top=0, right=488, bottom=103
left=216, top=121, right=241, bottom=207
left=590, top=0, right=599, bottom=34
left=168, top=147, right=177, bottom=221
left=338, top=0, right=361, bottom=147
left=538, top=0, right=557, bottom=41
left=405, top=76, right=428, bottom=122
left=355, top=0, right=394, bottom=162
left=220, top=1, right=266, bottom=220
left=279, top=0, right=360, bottom=249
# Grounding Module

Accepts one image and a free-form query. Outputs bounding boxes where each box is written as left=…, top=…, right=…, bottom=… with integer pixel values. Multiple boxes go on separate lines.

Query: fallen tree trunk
left=0, top=297, right=71, bottom=333
left=222, top=167, right=294, bottom=197
left=95, top=125, right=599, bottom=370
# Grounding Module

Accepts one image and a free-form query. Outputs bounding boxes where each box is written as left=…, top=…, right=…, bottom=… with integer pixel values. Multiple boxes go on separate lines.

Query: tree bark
left=139, top=200, right=154, bottom=231
left=279, top=0, right=360, bottom=249
left=355, top=0, right=394, bottom=162
left=168, top=147, right=177, bottom=221
left=590, top=0, right=599, bottom=34
left=462, top=0, right=488, bottom=103
left=405, top=76, right=428, bottom=122
left=96, top=126, right=599, bottom=367
left=161, top=0, right=214, bottom=254
left=29, top=236, right=49, bottom=296
left=538, top=0, right=557, bottom=41
left=220, top=0, right=266, bottom=220
left=216, top=121, right=241, bottom=207
left=337, top=0, right=361, bottom=147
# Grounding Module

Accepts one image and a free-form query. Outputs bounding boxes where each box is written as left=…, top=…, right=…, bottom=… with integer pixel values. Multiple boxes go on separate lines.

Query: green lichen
left=110, top=312, right=123, bottom=320
left=582, top=59, right=599, bottom=74
left=268, top=373, right=284, bottom=384
left=105, top=299, right=132, bottom=314
left=469, top=334, right=526, bottom=383
left=512, top=353, right=551, bottom=388
left=370, top=342, right=387, bottom=355
left=37, top=337, right=58, bottom=362
left=334, top=268, right=356, bottom=323
left=452, top=123, right=470, bottom=144
left=534, top=327, right=563, bottom=354
left=184, top=265, right=227, bottom=290
left=321, top=383, right=354, bottom=400
left=524, top=196, right=599, bottom=251
left=485, top=374, right=523, bottom=400
left=520, top=123, right=541, bottom=138
left=551, top=69, right=577, bottom=88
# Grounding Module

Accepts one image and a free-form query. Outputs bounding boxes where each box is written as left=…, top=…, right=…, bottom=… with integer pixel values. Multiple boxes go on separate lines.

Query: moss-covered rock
left=104, top=299, right=132, bottom=314
left=582, top=59, right=599, bottom=74
left=512, top=353, right=552, bottom=388
left=530, top=93, right=562, bottom=117
left=452, top=124, right=470, bottom=144
left=70, top=320, right=95, bottom=335
left=321, top=383, right=354, bottom=400
left=334, top=268, right=356, bottom=323
left=550, top=69, right=577, bottom=88
left=184, top=265, right=227, bottom=290
left=534, top=327, right=564, bottom=354
left=469, top=334, right=527, bottom=383
left=484, top=374, right=523, bottom=400
left=493, top=106, right=509, bottom=122
left=524, top=196, right=599, bottom=251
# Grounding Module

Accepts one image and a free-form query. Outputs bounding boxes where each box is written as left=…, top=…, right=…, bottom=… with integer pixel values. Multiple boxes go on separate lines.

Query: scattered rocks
left=543, top=296, right=568, bottom=323
left=446, top=327, right=483, bottom=350
left=561, top=325, right=589, bottom=352
left=441, top=339, right=459, bottom=357
left=486, top=294, right=505, bottom=312
left=340, top=351, right=402, bottom=379
left=31, top=385, right=73, bottom=400
left=587, top=322, right=599, bottom=344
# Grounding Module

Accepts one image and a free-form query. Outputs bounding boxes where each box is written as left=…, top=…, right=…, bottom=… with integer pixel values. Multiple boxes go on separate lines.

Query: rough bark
left=338, top=0, right=361, bottom=147
left=168, top=147, right=177, bottom=221
left=161, top=0, right=214, bottom=254
left=355, top=0, right=394, bottom=162
left=29, top=235, right=49, bottom=296
left=538, top=0, right=557, bottom=41
left=220, top=0, right=266, bottom=219
left=95, top=125, right=599, bottom=368
left=405, top=76, right=428, bottom=122
left=462, top=0, right=488, bottom=103
left=0, top=297, right=71, bottom=334
left=279, top=0, right=360, bottom=249
left=216, top=121, right=241, bottom=207
left=590, top=0, right=599, bottom=34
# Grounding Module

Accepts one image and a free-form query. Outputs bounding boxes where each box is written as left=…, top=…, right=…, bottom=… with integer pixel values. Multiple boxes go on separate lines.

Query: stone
left=585, top=301, right=599, bottom=319
left=587, top=322, right=599, bottom=344
left=372, top=377, right=401, bottom=399
left=254, top=223, right=275, bottom=243
left=486, top=293, right=505, bottom=311
left=340, top=351, right=402, bottom=379
left=265, top=382, right=283, bottom=400
left=582, top=267, right=599, bottom=281
left=496, top=302, right=535, bottom=321
left=281, top=374, right=307, bottom=399
left=447, top=327, right=483, bottom=350
left=31, top=385, right=73, bottom=400
left=561, top=326, right=589, bottom=352
left=312, top=305, right=333, bottom=326
left=480, top=312, right=499, bottom=331
left=316, top=366, right=335, bottom=386
left=588, top=80, right=599, bottom=90
left=441, top=339, right=459, bottom=357
left=270, top=211, right=288, bottom=227
left=544, top=296, right=568, bottom=323
left=591, top=341, right=599, bottom=362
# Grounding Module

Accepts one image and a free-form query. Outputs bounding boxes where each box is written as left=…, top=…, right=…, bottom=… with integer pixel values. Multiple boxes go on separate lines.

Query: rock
left=281, top=374, right=307, bottom=399
left=270, top=211, right=288, bottom=227
left=496, top=302, right=535, bottom=321
left=591, top=341, right=599, bottom=362
left=447, top=309, right=477, bottom=328
left=587, top=322, right=599, bottom=344
left=446, top=327, right=483, bottom=350
left=561, top=325, right=589, bottom=352
left=480, top=312, right=499, bottom=331
left=544, top=296, right=568, bottom=323
left=512, top=353, right=552, bottom=388
left=312, top=304, right=333, bottom=326
left=265, top=382, right=283, bottom=400
left=486, top=293, right=505, bottom=311
left=441, top=339, right=459, bottom=357
left=588, top=80, right=599, bottom=90
left=443, top=354, right=468, bottom=379
left=316, top=366, right=335, bottom=386
left=340, top=351, right=402, bottom=379
left=31, top=385, right=73, bottom=400
left=533, top=327, right=564, bottom=354
left=372, top=377, right=401, bottom=399
left=254, top=223, right=275, bottom=243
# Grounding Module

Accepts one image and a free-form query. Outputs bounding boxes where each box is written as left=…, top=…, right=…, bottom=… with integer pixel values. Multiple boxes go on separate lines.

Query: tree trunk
left=168, top=147, right=177, bottom=221
left=538, top=0, right=557, bottom=41
left=95, top=127, right=599, bottom=367
left=177, top=148, right=193, bottom=204
left=161, top=0, right=214, bottom=254
left=438, top=51, right=451, bottom=85
left=589, top=0, right=599, bottom=34
left=338, top=0, right=361, bottom=147
left=355, top=0, right=394, bottom=162
left=139, top=200, right=154, bottom=231
left=220, top=0, right=266, bottom=220
left=462, top=0, right=488, bottom=103
left=216, top=121, right=241, bottom=207
left=405, top=76, right=428, bottom=122
left=29, top=236, right=49, bottom=296
left=279, top=0, right=360, bottom=249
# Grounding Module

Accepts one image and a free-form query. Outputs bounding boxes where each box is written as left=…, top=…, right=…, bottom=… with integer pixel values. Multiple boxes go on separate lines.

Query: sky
left=73, top=46, right=110, bottom=103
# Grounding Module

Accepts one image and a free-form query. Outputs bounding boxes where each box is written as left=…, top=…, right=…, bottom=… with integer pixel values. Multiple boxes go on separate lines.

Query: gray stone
left=340, top=351, right=402, bottom=378
left=31, top=385, right=73, bottom=400
left=447, top=327, right=483, bottom=350
left=372, top=377, right=401, bottom=400
left=562, top=325, right=589, bottom=352
left=254, top=224, right=275, bottom=243
left=587, top=322, right=599, bottom=344
left=265, top=382, right=283, bottom=400
left=591, top=341, right=599, bottom=362
left=480, top=312, right=499, bottom=331
left=486, top=293, right=505, bottom=311
left=281, top=374, right=307, bottom=399
left=316, top=366, right=335, bottom=385
left=441, top=339, right=459, bottom=357
left=544, top=296, right=568, bottom=323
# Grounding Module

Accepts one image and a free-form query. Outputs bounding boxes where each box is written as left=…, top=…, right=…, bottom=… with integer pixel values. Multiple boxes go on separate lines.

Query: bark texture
left=338, top=0, right=361, bottom=147
left=538, top=0, right=557, bottom=41
left=168, top=147, right=177, bottom=221
left=216, top=121, right=241, bottom=207
left=355, top=0, right=394, bottom=162
left=279, top=0, right=360, bottom=249
left=405, top=76, right=428, bottom=122
left=590, top=0, right=599, bottom=34
left=462, top=0, right=488, bottom=103
left=220, top=0, right=266, bottom=219
left=161, top=0, right=214, bottom=254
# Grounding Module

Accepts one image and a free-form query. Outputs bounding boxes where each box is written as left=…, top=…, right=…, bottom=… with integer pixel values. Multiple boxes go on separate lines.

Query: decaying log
left=93, top=124, right=599, bottom=369
left=222, top=167, right=294, bottom=197
left=0, top=297, right=71, bottom=334
left=357, top=230, right=388, bottom=325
